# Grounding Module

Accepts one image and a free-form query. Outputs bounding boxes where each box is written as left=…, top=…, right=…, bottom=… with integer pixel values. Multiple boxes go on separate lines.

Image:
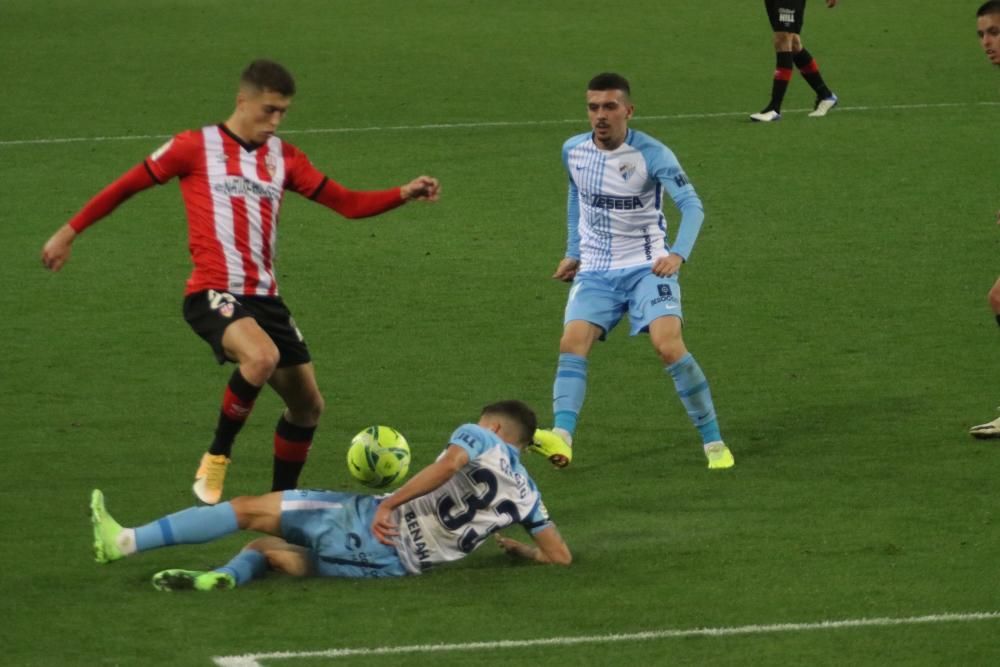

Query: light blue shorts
left=280, top=490, right=408, bottom=579
left=564, top=265, right=683, bottom=337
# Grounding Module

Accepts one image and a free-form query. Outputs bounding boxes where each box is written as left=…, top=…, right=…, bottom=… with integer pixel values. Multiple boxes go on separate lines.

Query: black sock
left=768, top=52, right=795, bottom=112
left=272, top=416, right=316, bottom=491
left=995, top=313, right=1000, bottom=328
left=793, top=49, right=833, bottom=100
left=208, top=369, right=262, bottom=457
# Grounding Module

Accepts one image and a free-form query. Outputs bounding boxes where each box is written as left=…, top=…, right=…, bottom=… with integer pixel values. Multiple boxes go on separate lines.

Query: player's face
left=237, top=88, right=293, bottom=143
left=587, top=89, right=633, bottom=150
left=978, top=13, right=1000, bottom=65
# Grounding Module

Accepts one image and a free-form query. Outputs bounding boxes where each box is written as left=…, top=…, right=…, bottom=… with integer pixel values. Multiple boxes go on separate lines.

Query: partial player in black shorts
left=751, top=0, right=839, bottom=123
left=765, top=0, right=806, bottom=34
left=183, top=289, right=311, bottom=367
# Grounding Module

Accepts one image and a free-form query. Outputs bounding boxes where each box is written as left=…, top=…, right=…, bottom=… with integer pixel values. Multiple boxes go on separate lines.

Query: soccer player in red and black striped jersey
left=41, top=60, right=440, bottom=503
left=750, top=0, right=839, bottom=123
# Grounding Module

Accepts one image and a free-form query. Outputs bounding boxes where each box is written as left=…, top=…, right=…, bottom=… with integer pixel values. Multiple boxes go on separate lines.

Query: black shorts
left=765, top=0, right=806, bottom=34
left=183, top=289, right=311, bottom=368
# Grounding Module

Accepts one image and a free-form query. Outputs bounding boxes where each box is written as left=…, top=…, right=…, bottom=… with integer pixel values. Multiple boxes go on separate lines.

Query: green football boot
left=152, top=569, right=236, bottom=592
left=528, top=428, right=573, bottom=468
left=704, top=441, right=735, bottom=470
left=90, top=489, right=125, bottom=564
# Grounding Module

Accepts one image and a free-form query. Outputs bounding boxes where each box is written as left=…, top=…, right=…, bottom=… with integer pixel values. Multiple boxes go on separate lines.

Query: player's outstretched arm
left=41, top=162, right=157, bottom=271
left=495, top=524, right=572, bottom=566
left=41, top=224, right=78, bottom=272
left=400, top=176, right=440, bottom=202
left=371, top=444, right=470, bottom=545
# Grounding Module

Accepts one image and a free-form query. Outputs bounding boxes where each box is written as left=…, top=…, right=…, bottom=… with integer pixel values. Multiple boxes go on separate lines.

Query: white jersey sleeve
left=394, top=424, right=551, bottom=574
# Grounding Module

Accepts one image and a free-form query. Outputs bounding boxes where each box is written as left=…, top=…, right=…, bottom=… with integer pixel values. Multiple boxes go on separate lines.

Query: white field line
left=2, top=101, right=997, bottom=148
left=212, top=610, right=1000, bottom=667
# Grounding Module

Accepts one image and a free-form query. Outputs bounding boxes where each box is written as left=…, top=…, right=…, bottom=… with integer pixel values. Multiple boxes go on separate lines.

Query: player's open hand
left=552, top=258, right=580, bottom=282
left=826, top=0, right=837, bottom=7
left=401, top=176, right=440, bottom=202
left=371, top=502, right=399, bottom=546
left=652, top=253, right=683, bottom=277
left=41, top=224, right=78, bottom=272
left=495, top=534, right=521, bottom=555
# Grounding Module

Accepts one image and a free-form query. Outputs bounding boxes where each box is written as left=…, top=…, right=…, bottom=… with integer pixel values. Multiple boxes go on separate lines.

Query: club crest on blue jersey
left=618, top=161, right=636, bottom=182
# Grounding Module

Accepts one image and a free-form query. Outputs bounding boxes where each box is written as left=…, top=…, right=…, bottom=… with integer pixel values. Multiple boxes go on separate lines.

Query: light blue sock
left=666, top=353, right=722, bottom=445
left=553, top=352, right=587, bottom=435
left=215, top=549, right=268, bottom=586
left=134, top=502, right=239, bottom=552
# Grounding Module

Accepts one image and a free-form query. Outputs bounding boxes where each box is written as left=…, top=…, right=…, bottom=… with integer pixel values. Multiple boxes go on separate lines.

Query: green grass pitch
left=1, top=1, right=998, bottom=665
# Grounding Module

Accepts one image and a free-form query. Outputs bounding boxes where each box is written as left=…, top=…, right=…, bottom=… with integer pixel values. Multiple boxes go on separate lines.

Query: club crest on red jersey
left=265, top=154, right=278, bottom=178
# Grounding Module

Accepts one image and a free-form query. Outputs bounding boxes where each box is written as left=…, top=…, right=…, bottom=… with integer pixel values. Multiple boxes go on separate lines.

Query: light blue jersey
left=394, top=424, right=552, bottom=574
left=563, top=129, right=705, bottom=271
left=280, top=490, right=408, bottom=578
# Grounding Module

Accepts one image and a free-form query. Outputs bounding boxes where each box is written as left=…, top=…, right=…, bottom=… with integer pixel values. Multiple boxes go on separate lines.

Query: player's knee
left=285, top=392, right=324, bottom=426
left=242, top=536, right=281, bottom=553
left=558, top=327, right=598, bottom=356
left=242, top=344, right=280, bottom=383
left=299, top=394, right=325, bottom=424
left=655, top=339, right=687, bottom=365
left=230, top=495, right=274, bottom=532
left=791, top=34, right=803, bottom=52
left=558, top=336, right=587, bottom=356
left=773, top=32, right=793, bottom=51
left=229, top=496, right=254, bottom=529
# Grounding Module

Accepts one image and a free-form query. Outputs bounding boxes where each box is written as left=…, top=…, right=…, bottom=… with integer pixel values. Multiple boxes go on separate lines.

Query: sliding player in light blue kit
left=529, top=73, right=734, bottom=471
left=90, top=400, right=570, bottom=591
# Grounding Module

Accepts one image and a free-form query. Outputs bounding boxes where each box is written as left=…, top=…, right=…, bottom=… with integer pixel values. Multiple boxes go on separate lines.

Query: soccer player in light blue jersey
left=89, top=400, right=570, bottom=591
left=530, top=73, right=734, bottom=470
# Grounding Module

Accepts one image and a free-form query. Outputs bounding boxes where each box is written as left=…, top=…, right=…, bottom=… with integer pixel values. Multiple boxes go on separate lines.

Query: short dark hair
left=240, top=59, right=296, bottom=97
left=978, top=1, right=1000, bottom=16
left=481, top=400, right=538, bottom=447
left=588, top=72, right=631, bottom=97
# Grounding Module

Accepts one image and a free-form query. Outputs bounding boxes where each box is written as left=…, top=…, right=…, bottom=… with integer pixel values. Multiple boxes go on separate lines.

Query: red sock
left=272, top=416, right=316, bottom=491
left=209, top=370, right=261, bottom=457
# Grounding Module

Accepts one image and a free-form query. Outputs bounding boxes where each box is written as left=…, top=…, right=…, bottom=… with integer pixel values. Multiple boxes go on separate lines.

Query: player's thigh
left=648, top=315, right=687, bottom=364
left=564, top=273, right=628, bottom=340
left=627, top=271, right=683, bottom=336
left=560, top=319, right=603, bottom=356
left=222, top=317, right=280, bottom=366
left=269, top=362, right=324, bottom=423
left=242, top=297, right=312, bottom=369
left=183, top=289, right=270, bottom=365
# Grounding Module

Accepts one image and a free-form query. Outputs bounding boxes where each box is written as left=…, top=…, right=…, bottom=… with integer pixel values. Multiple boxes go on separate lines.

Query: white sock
left=117, top=528, right=137, bottom=555
left=552, top=427, right=573, bottom=447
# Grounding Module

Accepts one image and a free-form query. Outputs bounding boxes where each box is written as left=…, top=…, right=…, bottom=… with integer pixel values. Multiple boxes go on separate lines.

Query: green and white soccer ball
left=347, top=425, right=411, bottom=489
